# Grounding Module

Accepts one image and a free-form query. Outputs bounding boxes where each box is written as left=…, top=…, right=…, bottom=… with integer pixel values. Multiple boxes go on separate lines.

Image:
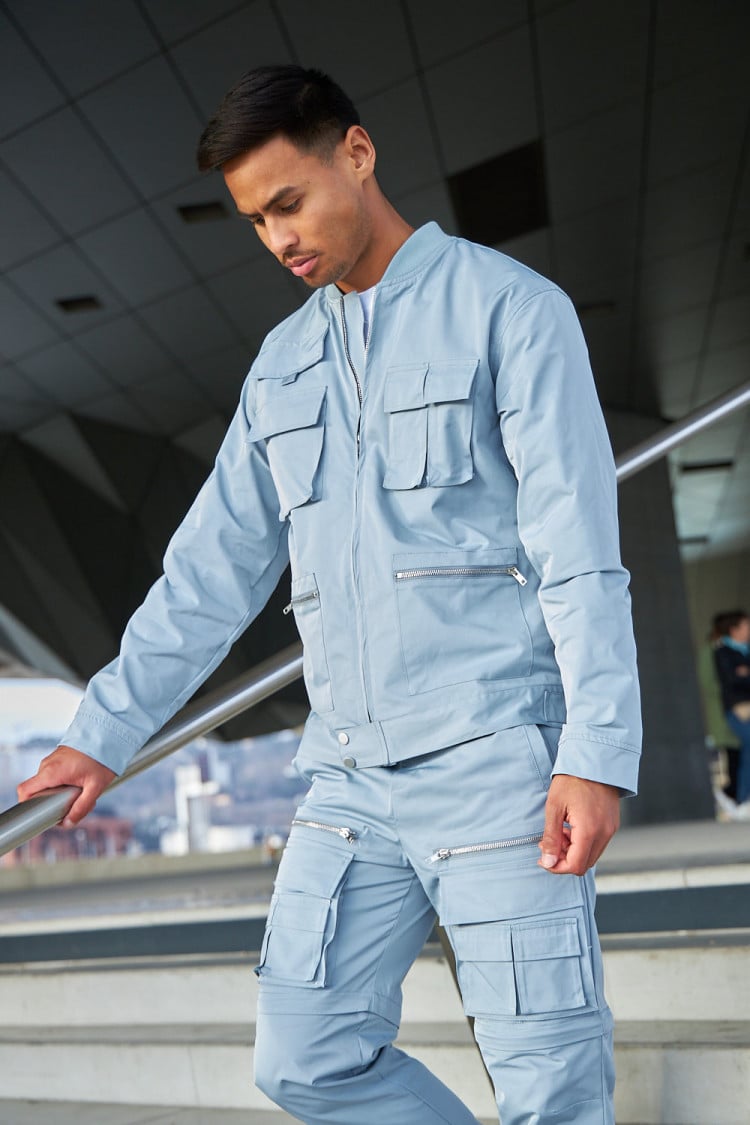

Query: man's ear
left=344, top=125, right=376, bottom=181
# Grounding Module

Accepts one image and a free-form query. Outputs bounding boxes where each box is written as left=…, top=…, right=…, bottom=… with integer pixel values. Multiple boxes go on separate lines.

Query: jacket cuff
left=552, top=734, right=641, bottom=797
left=60, top=706, right=142, bottom=776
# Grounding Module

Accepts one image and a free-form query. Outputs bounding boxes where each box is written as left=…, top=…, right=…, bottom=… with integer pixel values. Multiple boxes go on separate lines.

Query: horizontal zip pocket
left=395, top=564, right=527, bottom=586
left=429, top=832, right=543, bottom=864
left=283, top=589, right=320, bottom=615
left=292, top=818, right=358, bottom=843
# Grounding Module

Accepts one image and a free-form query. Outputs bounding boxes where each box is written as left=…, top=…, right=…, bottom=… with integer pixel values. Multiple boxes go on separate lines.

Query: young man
left=19, top=67, right=641, bottom=1123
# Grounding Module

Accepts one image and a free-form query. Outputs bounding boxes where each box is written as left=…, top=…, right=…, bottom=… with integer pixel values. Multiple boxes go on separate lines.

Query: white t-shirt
left=358, top=285, right=376, bottom=346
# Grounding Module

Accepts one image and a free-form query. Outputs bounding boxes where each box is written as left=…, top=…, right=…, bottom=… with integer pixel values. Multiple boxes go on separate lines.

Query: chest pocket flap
left=383, top=359, right=479, bottom=489
left=248, top=385, right=327, bottom=520
left=251, top=325, right=327, bottom=385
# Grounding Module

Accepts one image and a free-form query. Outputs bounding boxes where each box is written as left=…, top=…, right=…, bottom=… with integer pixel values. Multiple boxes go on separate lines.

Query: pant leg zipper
left=292, top=818, right=358, bottom=843
left=429, top=831, right=543, bottom=863
left=395, top=565, right=527, bottom=586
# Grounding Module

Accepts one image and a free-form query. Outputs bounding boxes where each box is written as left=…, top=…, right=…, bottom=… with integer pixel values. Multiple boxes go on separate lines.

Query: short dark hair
left=713, top=610, right=749, bottom=637
left=196, top=65, right=360, bottom=172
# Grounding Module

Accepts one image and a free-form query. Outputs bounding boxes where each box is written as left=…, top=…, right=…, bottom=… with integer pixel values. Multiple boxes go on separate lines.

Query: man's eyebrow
left=238, top=185, right=299, bottom=219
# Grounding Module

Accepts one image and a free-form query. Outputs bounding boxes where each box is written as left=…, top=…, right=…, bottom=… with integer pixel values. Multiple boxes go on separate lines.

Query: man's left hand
left=538, top=774, right=620, bottom=875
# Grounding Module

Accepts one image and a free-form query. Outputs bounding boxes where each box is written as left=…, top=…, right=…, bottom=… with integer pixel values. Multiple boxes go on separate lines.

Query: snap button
left=337, top=732, right=350, bottom=746
left=342, top=756, right=357, bottom=769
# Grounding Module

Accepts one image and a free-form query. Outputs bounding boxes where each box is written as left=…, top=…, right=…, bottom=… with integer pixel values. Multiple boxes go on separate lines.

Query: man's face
left=222, top=131, right=373, bottom=292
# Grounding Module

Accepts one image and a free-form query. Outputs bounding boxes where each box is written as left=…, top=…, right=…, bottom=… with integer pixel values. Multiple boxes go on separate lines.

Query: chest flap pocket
left=248, top=385, right=327, bottom=520
left=382, top=359, right=479, bottom=490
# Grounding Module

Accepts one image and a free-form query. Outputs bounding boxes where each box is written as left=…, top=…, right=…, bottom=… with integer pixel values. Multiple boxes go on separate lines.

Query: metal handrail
left=1, top=378, right=749, bottom=858
left=0, top=644, right=303, bottom=857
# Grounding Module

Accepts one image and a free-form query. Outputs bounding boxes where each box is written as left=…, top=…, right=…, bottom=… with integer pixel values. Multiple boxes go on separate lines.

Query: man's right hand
left=17, top=746, right=117, bottom=827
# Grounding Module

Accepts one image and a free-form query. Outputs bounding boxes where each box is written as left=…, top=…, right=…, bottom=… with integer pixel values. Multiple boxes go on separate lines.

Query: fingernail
left=62, top=817, right=73, bottom=829
left=540, top=853, right=557, bottom=869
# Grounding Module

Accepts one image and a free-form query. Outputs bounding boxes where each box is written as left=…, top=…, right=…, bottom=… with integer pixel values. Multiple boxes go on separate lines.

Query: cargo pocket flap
left=383, top=365, right=428, bottom=413
left=512, top=918, right=581, bottom=961
left=423, top=359, right=478, bottom=404
left=270, top=890, right=330, bottom=933
left=449, top=920, right=512, bottom=962
left=252, top=327, right=327, bottom=384
left=275, top=833, right=354, bottom=897
left=439, top=863, right=584, bottom=925
left=249, top=386, right=326, bottom=441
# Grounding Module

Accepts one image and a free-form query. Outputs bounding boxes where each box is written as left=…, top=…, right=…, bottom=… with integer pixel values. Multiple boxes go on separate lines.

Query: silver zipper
left=292, top=818, right=357, bottom=843
left=428, top=831, right=543, bottom=864
left=395, top=565, right=527, bottom=586
left=282, top=590, right=320, bottom=615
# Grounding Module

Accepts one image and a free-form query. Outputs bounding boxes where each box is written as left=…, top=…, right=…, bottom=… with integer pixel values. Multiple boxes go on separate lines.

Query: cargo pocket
left=383, top=359, right=478, bottom=489
left=438, top=847, right=595, bottom=1019
left=248, top=385, right=327, bottom=520
left=283, top=571, right=334, bottom=713
left=256, top=830, right=354, bottom=989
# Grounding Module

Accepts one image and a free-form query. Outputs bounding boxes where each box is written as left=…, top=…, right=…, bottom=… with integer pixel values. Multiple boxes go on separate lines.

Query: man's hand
left=17, top=745, right=117, bottom=827
left=538, top=774, right=620, bottom=875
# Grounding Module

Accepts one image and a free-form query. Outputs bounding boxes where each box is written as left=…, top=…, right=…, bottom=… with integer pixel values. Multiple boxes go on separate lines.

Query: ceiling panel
left=7, top=244, right=124, bottom=334
left=537, top=0, right=649, bottom=134
left=647, top=63, right=748, bottom=185
left=206, top=257, right=302, bottom=347
left=125, top=372, right=213, bottom=434
left=0, top=9, right=64, bottom=138
left=554, top=200, right=638, bottom=290
left=708, top=293, right=750, bottom=352
left=141, top=0, right=242, bottom=45
left=639, top=242, right=721, bottom=321
left=75, top=315, right=176, bottom=388
left=150, top=176, right=261, bottom=276
left=358, top=79, right=441, bottom=197
left=545, top=100, right=643, bottom=222
left=425, top=26, right=537, bottom=175
left=653, top=0, right=750, bottom=88
left=15, top=340, right=114, bottom=405
left=280, top=0, right=411, bottom=100
left=170, top=2, right=291, bottom=118
left=642, top=160, right=736, bottom=261
left=78, top=56, right=202, bottom=199
left=77, top=208, right=194, bottom=306
left=0, top=278, right=60, bottom=359
left=395, top=179, right=458, bottom=236
left=138, top=284, right=240, bottom=362
left=406, top=0, right=526, bottom=67
left=8, top=0, right=158, bottom=98
left=0, top=166, right=61, bottom=270
left=0, top=106, right=138, bottom=235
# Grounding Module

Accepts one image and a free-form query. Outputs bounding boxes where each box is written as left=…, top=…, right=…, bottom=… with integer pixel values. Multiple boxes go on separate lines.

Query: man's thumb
left=539, top=794, right=564, bottom=869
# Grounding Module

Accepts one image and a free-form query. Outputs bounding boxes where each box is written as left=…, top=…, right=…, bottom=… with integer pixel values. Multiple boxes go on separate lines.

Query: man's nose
left=266, top=219, right=298, bottom=258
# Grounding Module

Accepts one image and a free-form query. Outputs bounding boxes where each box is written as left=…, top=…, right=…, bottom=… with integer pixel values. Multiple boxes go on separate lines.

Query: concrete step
left=0, top=1105, right=292, bottom=1124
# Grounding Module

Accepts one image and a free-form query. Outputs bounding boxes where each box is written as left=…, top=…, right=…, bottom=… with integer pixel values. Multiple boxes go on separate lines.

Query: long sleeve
left=61, top=376, right=290, bottom=774
left=495, top=288, right=642, bottom=794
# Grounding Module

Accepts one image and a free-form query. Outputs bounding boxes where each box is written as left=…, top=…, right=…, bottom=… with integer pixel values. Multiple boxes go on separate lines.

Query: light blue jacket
left=62, top=223, right=642, bottom=793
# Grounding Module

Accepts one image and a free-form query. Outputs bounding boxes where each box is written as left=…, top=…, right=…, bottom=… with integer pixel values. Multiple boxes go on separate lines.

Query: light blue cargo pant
left=254, top=725, right=615, bottom=1123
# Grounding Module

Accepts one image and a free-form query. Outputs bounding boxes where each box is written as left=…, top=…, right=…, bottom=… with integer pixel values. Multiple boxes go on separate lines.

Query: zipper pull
left=508, top=566, right=527, bottom=586
left=428, top=848, right=452, bottom=863
left=282, top=601, right=292, bottom=615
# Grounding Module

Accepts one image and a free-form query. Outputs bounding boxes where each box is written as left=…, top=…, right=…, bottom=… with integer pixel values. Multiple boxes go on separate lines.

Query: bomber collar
left=324, top=221, right=449, bottom=305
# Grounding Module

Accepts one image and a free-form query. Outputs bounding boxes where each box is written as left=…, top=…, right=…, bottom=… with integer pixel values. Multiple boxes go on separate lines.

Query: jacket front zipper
left=428, top=831, right=543, bottom=863
left=395, top=565, right=527, bottom=586
left=338, top=293, right=375, bottom=723
left=292, top=818, right=358, bottom=843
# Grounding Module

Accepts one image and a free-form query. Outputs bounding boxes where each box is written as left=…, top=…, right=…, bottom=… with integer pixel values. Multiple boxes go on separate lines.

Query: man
left=19, top=66, right=641, bottom=1123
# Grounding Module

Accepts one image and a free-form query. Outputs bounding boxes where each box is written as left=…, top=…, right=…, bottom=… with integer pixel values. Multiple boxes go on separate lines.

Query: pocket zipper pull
left=282, top=601, right=292, bottom=615
left=507, top=566, right=527, bottom=586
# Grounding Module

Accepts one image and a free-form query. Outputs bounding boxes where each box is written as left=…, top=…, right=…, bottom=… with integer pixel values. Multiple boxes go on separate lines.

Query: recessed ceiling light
left=679, top=460, right=734, bottom=473
left=678, top=535, right=710, bottom=545
left=56, top=295, right=102, bottom=314
left=178, top=202, right=229, bottom=224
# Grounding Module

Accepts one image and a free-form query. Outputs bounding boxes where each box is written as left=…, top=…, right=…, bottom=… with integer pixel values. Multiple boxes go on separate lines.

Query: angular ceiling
left=0, top=0, right=749, bottom=687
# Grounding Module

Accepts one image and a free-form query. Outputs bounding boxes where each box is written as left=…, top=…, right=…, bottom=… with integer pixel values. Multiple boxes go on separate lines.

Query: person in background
left=713, top=610, right=750, bottom=813
left=699, top=615, right=742, bottom=818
